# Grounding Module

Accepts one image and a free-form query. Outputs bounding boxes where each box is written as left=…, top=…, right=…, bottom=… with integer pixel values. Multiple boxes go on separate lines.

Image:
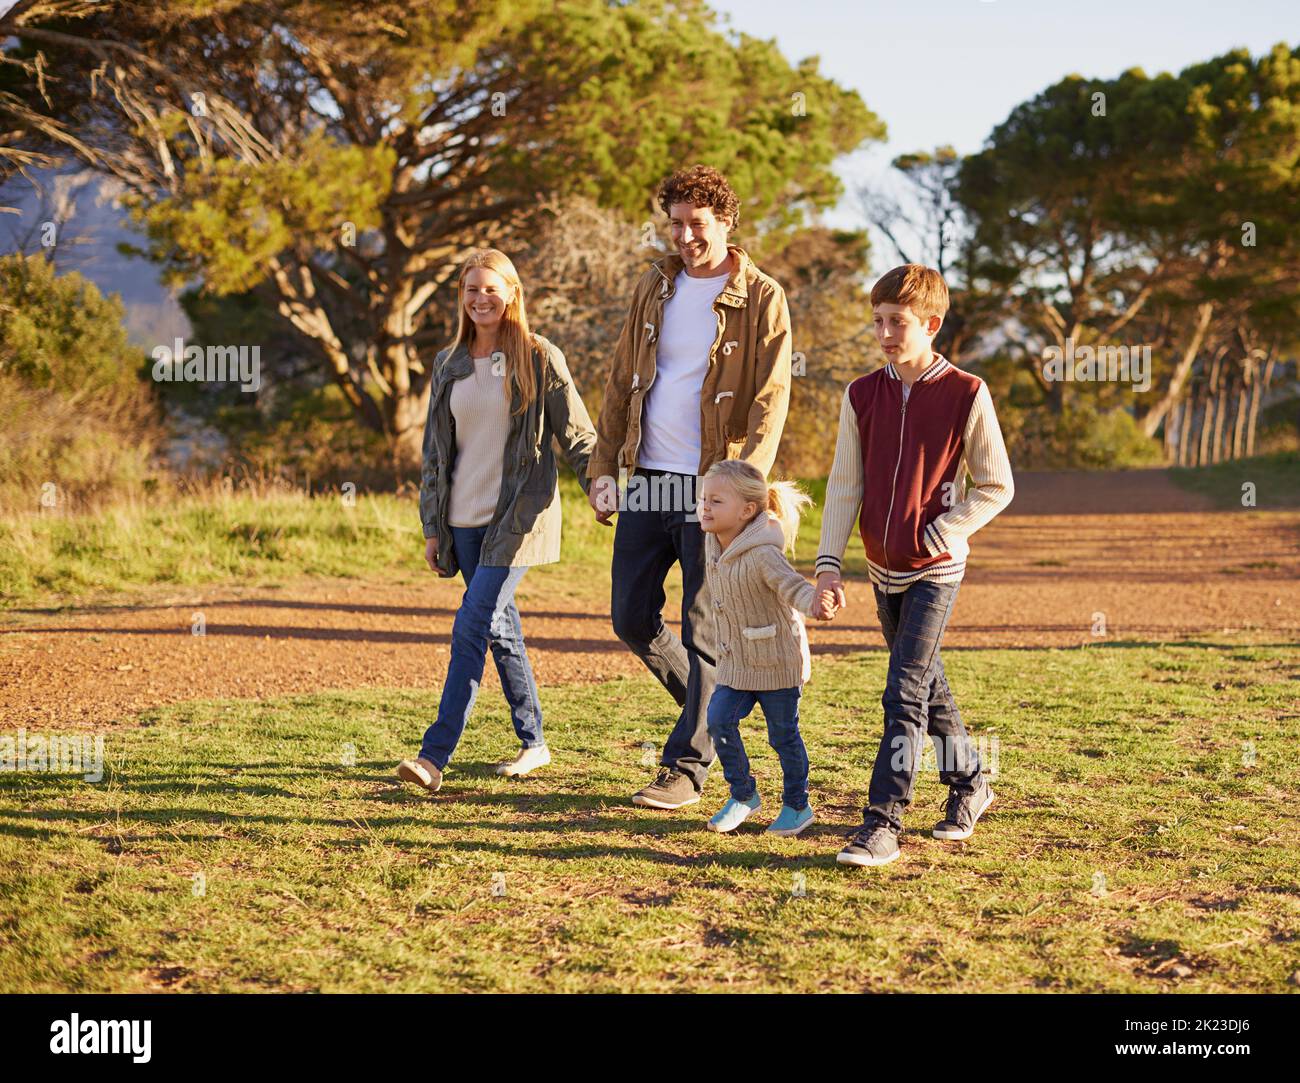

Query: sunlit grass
left=1, top=638, right=1295, bottom=992
left=0, top=474, right=850, bottom=611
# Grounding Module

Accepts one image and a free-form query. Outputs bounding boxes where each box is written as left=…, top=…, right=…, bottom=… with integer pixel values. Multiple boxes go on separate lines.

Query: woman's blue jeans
left=418, top=525, right=544, bottom=770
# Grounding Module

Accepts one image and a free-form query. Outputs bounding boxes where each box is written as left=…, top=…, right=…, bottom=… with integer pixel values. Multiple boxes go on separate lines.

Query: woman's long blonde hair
left=444, top=248, right=538, bottom=415
left=704, top=459, right=812, bottom=554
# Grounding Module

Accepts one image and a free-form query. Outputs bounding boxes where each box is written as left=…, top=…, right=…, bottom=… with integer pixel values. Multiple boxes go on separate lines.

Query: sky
left=709, top=0, right=1297, bottom=254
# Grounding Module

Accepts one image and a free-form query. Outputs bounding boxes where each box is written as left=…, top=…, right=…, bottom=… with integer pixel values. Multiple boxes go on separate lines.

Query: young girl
left=395, top=248, right=598, bottom=794
left=697, top=460, right=836, bottom=836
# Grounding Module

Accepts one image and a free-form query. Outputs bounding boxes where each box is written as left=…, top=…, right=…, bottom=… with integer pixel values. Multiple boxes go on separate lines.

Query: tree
left=959, top=44, right=1300, bottom=462
left=0, top=251, right=161, bottom=509
left=860, top=146, right=1001, bottom=365
left=959, top=68, right=1171, bottom=414
left=1, top=0, right=882, bottom=471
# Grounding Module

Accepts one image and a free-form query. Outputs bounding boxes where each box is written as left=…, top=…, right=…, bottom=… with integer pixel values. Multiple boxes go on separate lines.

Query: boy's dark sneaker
left=632, top=768, right=700, bottom=810
left=836, top=820, right=900, bottom=867
left=932, top=780, right=995, bottom=841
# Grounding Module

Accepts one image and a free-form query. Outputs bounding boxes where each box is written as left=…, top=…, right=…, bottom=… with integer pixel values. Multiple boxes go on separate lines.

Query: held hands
left=588, top=475, right=619, bottom=526
left=812, top=572, right=847, bottom=621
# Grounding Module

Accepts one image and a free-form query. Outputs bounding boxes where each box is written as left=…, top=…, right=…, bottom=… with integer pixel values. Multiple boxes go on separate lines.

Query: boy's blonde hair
left=870, top=263, right=949, bottom=322
left=704, top=459, right=811, bottom=554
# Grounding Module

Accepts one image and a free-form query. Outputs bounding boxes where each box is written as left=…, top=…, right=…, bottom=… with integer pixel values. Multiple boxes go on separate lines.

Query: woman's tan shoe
left=396, top=757, right=442, bottom=792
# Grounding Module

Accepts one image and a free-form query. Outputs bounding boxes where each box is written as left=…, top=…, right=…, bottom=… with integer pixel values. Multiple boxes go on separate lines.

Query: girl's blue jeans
left=705, top=684, right=809, bottom=811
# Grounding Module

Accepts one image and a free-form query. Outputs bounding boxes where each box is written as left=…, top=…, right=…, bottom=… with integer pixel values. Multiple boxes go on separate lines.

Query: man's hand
left=815, top=571, right=847, bottom=616
left=588, top=474, right=619, bottom=526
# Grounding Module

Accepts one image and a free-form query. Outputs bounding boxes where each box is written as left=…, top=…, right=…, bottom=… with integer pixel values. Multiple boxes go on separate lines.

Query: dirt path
left=3, top=470, right=1297, bottom=729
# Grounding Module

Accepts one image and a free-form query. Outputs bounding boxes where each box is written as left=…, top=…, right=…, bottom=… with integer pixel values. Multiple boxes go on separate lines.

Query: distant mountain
left=0, top=168, right=192, bottom=349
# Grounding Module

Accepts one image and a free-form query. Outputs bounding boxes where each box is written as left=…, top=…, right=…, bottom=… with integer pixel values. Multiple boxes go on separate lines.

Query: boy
left=814, top=264, right=1015, bottom=867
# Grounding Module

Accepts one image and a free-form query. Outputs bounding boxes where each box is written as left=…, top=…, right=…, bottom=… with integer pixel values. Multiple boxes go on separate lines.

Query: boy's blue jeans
left=867, top=578, right=983, bottom=832
left=419, top=525, right=545, bottom=770
left=706, top=684, right=809, bottom=811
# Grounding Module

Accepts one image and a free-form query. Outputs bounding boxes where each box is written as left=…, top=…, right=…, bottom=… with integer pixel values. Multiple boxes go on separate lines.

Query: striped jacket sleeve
left=922, top=380, right=1015, bottom=556
left=815, top=387, right=864, bottom=577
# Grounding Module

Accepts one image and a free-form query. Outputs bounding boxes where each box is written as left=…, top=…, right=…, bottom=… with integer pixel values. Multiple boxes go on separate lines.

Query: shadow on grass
left=6, top=597, right=630, bottom=623
left=0, top=803, right=879, bottom=868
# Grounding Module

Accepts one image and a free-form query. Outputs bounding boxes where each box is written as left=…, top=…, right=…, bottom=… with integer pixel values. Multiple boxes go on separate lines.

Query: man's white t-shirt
left=638, top=269, right=729, bottom=474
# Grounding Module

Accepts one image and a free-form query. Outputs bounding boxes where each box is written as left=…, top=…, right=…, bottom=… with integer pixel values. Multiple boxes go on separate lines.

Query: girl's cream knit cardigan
left=704, top=512, right=817, bottom=691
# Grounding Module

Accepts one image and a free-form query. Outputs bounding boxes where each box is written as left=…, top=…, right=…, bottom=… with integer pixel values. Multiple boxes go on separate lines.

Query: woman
left=396, top=248, right=597, bottom=792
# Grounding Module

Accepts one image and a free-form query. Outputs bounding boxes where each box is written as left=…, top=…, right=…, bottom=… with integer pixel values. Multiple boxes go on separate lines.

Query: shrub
left=0, top=254, right=165, bottom=513
left=1008, top=403, right=1165, bottom=469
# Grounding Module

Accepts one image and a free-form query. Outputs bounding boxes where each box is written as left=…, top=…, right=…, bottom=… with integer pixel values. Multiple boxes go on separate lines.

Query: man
left=587, top=164, right=794, bottom=809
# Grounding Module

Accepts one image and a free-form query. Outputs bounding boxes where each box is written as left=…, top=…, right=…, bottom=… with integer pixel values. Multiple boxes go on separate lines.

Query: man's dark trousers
left=610, top=467, right=717, bottom=790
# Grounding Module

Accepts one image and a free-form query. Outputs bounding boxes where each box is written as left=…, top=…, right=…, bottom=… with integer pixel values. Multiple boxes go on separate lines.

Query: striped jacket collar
left=885, top=353, right=952, bottom=383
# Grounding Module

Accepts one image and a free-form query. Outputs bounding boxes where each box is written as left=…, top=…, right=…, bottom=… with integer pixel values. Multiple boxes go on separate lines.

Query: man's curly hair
left=657, top=165, right=740, bottom=231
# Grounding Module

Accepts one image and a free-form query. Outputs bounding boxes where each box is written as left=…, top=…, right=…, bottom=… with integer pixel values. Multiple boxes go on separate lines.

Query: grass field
left=1169, top=450, right=1300, bottom=509
left=6, top=450, right=1297, bottom=612
left=0, top=485, right=427, bottom=610
left=0, top=475, right=840, bottom=610
left=2, top=638, right=1296, bottom=993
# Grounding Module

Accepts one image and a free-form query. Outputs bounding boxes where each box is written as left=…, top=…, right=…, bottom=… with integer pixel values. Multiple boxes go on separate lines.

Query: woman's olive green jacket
left=419, top=334, right=597, bottom=577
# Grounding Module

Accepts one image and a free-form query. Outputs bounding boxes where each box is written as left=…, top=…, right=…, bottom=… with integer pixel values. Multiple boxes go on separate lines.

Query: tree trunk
left=387, top=380, right=432, bottom=475
left=1199, top=402, right=1212, bottom=465
left=1245, top=354, right=1277, bottom=457
left=1211, top=380, right=1228, bottom=464
left=1139, top=301, right=1214, bottom=438
left=1177, top=394, right=1193, bottom=466
left=1197, top=358, right=1220, bottom=466
left=1231, top=369, right=1249, bottom=460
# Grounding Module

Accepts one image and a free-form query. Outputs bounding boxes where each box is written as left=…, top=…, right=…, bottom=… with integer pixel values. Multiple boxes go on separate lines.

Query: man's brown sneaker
left=396, top=757, right=442, bottom=793
left=632, top=768, right=700, bottom=810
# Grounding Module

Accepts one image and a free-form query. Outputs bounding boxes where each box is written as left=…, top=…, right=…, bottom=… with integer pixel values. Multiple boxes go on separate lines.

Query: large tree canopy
left=1, top=0, right=883, bottom=467
left=960, top=44, right=1300, bottom=450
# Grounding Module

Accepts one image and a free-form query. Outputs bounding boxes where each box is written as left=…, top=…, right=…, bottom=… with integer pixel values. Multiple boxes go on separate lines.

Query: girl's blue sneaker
left=707, top=794, right=761, bottom=833
left=766, top=803, right=815, bottom=837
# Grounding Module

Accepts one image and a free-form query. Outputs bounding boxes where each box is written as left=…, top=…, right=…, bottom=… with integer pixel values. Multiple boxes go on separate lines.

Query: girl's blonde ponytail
left=766, top=479, right=812, bottom=554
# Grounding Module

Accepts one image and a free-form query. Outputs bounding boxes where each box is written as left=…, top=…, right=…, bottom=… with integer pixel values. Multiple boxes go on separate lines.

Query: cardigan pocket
left=741, top=623, right=781, bottom=667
